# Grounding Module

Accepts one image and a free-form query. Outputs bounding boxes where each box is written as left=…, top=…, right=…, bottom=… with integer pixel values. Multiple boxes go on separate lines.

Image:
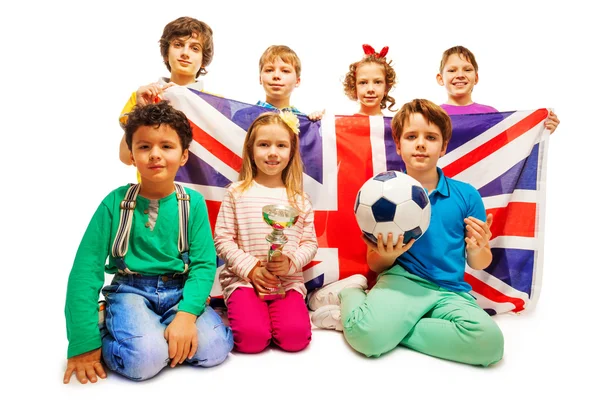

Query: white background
left=1, top=0, right=598, bottom=398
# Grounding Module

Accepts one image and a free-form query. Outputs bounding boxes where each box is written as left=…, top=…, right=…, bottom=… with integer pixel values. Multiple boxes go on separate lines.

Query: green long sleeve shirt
left=64, top=185, right=216, bottom=358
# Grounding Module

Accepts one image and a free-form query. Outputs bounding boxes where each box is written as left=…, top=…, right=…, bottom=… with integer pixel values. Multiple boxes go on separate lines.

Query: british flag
left=164, top=87, right=550, bottom=315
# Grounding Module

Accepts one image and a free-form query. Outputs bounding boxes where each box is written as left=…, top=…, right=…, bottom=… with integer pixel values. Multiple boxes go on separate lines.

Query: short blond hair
left=259, top=45, right=302, bottom=77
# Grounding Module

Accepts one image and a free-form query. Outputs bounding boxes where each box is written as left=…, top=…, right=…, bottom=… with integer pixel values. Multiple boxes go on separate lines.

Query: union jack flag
left=164, top=87, right=550, bottom=315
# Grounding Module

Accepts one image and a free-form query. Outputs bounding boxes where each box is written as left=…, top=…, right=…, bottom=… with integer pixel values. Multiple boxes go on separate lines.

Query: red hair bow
left=362, top=44, right=389, bottom=59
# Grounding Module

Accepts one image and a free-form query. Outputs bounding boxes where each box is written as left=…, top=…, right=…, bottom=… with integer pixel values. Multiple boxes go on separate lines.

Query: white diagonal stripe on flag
left=482, top=189, right=539, bottom=209
left=165, top=86, right=246, bottom=156
left=438, top=110, right=536, bottom=167
left=303, top=248, right=339, bottom=283
left=189, top=141, right=239, bottom=182
left=471, top=293, right=518, bottom=314
left=452, top=121, right=546, bottom=189
left=489, top=236, right=539, bottom=251
left=466, top=266, right=530, bottom=305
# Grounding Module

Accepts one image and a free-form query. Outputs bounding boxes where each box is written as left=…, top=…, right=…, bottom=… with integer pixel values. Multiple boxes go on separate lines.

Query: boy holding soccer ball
left=310, top=99, right=503, bottom=367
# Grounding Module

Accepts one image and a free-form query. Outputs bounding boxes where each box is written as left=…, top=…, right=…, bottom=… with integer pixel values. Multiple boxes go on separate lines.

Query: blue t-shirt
left=396, top=168, right=486, bottom=292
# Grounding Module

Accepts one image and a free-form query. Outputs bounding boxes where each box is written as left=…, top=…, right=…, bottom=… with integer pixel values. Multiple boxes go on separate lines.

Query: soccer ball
left=354, top=171, right=431, bottom=246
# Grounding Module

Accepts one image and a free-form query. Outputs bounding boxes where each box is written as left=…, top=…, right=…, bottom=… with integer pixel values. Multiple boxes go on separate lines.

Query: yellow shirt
left=119, top=77, right=206, bottom=126
left=119, top=78, right=206, bottom=181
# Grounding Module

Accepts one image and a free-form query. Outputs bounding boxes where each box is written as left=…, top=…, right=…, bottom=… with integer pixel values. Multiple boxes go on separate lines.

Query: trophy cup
left=260, top=204, right=299, bottom=301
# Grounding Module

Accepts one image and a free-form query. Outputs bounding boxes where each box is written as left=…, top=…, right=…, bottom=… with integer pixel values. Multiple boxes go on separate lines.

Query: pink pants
left=226, top=287, right=311, bottom=353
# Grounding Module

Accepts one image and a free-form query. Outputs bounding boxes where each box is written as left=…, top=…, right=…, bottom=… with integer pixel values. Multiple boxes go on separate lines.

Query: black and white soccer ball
left=354, top=171, right=431, bottom=246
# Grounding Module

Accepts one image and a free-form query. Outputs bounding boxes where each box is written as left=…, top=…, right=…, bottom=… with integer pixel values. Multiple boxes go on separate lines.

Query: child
left=257, top=45, right=302, bottom=113
left=343, top=44, right=397, bottom=116
left=214, top=111, right=318, bottom=353
left=63, top=102, right=233, bottom=384
left=232, top=45, right=323, bottom=128
left=255, top=45, right=324, bottom=120
left=118, top=16, right=214, bottom=165
left=437, top=45, right=560, bottom=133
left=306, top=44, right=399, bottom=311
left=310, top=99, right=504, bottom=367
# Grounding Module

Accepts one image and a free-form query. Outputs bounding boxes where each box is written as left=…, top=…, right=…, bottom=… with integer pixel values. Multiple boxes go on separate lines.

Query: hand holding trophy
left=259, top=204, right=299, bottom=300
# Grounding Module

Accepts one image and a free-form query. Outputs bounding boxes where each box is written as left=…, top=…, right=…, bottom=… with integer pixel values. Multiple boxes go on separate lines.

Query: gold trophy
left=260, top=204, right=299, bottom=300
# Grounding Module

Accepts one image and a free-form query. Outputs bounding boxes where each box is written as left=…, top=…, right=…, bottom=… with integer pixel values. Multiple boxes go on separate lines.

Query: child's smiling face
left=252, top=122, right=292, bottom=186
left=437, top=53, right=479, bottom=102
left=259, top=57, right=300, bottom=104
left=165, top=33, right=204, bottom=83
left=130, top=124, right=188, bottom=188
left=355, top=62, right=387, bottom=116
left=396, top=113, right=447, bottom=175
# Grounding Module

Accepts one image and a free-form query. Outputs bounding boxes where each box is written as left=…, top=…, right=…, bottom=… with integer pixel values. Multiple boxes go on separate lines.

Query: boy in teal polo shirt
left=311, top=99, right=503, bottom=367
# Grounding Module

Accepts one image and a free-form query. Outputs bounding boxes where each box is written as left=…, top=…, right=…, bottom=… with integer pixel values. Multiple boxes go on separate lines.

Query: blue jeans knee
left=188, top=306, right=233, bottom=367
left=102, top=331, right=169, bottom=381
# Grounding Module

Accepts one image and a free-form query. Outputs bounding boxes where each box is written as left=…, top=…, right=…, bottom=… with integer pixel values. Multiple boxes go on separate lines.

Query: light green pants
left=339, top=265, right=504, bottom=366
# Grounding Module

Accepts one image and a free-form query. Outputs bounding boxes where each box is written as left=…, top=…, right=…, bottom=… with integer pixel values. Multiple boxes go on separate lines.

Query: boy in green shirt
left=63, top=102, right=233, bottom=384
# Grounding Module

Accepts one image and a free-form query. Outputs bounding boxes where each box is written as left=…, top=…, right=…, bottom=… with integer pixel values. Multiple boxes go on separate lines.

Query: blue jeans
left=101, top=274, right=233, bottom=381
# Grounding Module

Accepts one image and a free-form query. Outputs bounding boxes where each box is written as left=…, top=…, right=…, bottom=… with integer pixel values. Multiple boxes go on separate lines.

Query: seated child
left=310, top=99, right=504, bottom=367
left=63, top=102, right=233, bottom=384
left=214, top=111, right=318, bottom=353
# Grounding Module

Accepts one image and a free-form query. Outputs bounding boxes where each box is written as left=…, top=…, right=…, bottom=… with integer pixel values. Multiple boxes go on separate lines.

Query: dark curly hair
left=125, top=101, right=193, bottom=150
left=343, top=55, right=397, bottom=111
left=159, top=17, right=214, bottom=77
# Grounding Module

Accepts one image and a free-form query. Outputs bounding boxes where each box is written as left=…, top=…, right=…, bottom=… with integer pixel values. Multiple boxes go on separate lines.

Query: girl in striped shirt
left=214, top=112, right=317, bottom=353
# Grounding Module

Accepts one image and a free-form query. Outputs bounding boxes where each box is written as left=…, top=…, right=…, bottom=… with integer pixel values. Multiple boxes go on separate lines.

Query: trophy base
left=258, top=288, right=286, bottom=301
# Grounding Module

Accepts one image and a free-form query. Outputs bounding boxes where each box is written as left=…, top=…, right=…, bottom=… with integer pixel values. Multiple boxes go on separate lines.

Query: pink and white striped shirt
left=215, top=181, right=318, bottom=302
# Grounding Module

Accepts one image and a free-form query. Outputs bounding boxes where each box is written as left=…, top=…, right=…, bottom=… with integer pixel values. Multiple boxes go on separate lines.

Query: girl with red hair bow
left=343, top=44, right=397, bottom=116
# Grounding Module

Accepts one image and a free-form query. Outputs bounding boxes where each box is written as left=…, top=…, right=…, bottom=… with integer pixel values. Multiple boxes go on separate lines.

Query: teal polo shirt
left=395, top=168, right=486, bottom=292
